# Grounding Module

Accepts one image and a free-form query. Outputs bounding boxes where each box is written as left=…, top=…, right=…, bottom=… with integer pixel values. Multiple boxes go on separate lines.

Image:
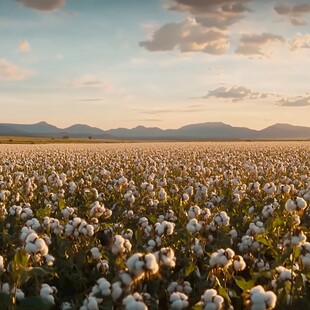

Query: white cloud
left=204, top=85, right=270, bottom=101
left=289, top=34, right=310, bottom=51
left=278, top=95, right=310, bottom=107
left=19, top=39, right=31, bottom=52
left=274, top=3, right=310, bottom=25
left=17, top=0, right=65, bottom=12
left=71, top=75, right=113, bottom=90
left=140, top=17, right=229, bottom=55
left=235, top=33, right=285, bottom=57
left=166, top=0, right=251, bottom=30
left=0, top=58, right=33, bottom=81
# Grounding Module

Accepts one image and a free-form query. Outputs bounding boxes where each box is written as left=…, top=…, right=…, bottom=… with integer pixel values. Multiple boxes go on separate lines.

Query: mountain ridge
left=0, top=121, right=310, bottom=140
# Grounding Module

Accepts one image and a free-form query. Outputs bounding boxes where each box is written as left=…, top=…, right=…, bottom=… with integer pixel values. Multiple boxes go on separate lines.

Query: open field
left=0, top=142, right=309, bottom=309
left=0, top=136, right=128, bottom=144
left=0, top=136, right=309, bottom=145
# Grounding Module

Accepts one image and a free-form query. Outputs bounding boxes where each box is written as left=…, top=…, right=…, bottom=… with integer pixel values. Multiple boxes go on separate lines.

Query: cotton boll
left=44, top=254, right=55, bottom=266
left=109, top=282, right=122, bottom=302
left=91, top=247, right=102, bottom=260
left=81, top=296, right=99, bottom=310
left=296, top=197, right=307, bottom=210
left=15, top=288, right=25, bottom=300
left=233, top=255, right=246, bottom=272
left=0, top=255, right=5, bottom=272
left=186, top=218, right=202, bottom=233
left=144, top=253, right=159, bottom=274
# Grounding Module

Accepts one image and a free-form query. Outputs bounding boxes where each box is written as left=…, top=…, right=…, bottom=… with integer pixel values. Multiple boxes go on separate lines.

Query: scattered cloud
left=140, top=17, right=229, bottom=55
left=71, top=75, right=113, bottom=90
left=278, top=95, right=310, bottom=107
left=19, top=39, right=31, bottom=52
left=77, top=98, right=104, bottom=102
left=16, top=0, right=65, bottom=12
left=137, top=104, right=207, bottom=115
left=289, top=34, right=310, bottom=51
left=166, top=0, right=251, bottom=30
left=0, top=58, right=33, bottom=81
left=203, top=86, right=271, bottom=102
left=274, top=3, right=310, bottom=25
left=235, top=33, right=285, bottom=57
left=137, top=119, right=162, bottom=122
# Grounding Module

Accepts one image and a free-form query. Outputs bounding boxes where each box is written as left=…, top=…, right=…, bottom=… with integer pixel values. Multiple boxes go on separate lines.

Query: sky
left=0, top=0, right=310, bottom=130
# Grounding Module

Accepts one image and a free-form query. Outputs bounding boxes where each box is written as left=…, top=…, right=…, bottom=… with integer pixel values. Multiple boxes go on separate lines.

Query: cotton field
left=0, top=142, right=309, bottom=310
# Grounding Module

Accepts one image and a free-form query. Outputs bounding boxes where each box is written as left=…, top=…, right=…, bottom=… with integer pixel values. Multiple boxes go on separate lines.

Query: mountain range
left=0, top=121, right=310, bottom=140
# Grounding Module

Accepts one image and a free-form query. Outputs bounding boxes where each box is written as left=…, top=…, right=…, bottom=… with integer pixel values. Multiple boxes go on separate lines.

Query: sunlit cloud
left=19, top=39, right=31, bottom=52
left=0, top=58, right=33, bottom=81
left=289, top=34, right=310, bottom=51
left=140, top=17, right=229, bottom=55
left=71, top=75, right=113, bottom=90
left=202, top=85, right=271, bottom=102
left=274, top=3, right=310, bottom=26
left=278, top=95, right=310, bottom=107
left=166, top=0, right=251, bottom=30
left=16, top=0, right=65, bottom=12
left=235, top=33, right=285, bottom=57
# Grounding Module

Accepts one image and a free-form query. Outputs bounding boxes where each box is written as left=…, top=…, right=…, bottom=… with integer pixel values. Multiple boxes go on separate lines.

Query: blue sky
left=0, top=0, right=309, bottom=129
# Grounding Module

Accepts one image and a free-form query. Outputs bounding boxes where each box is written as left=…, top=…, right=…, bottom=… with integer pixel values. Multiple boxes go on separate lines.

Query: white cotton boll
left=218, top=255, right=229, bottom=266
left=120, top=271, right=134, bottom=286
left=225, top=248, right=235, bottom=259
left=86, top=225, right=94, bottom=237
left=25, top=242, right=37, bottom=254
left=209, top=253, right=218, bottom=267
left=40, top=284, right=53, bottom=296
left=40, top=284, right=55, bottom=304
left=213, top=295, right=224, bottom=307
left=44, top=254, right=55, bottom=266
left=170, top=299, right=184, bottom=310
left=204, top=303, right=217, bottom=310
left=97, top=278, right=111, bottom=296
left=186, top=218, right=202, bottom=233
left=170, top=292, right=180, bottom=303
left=233, top=256, right=246, bottom=271
left=144, top=253, right=159, bottom=274
left=25, top=232, right=38, bottom=244
left=15, top=288, right=25, bottom=300
left=1, top=282, right=10, bottom=294
left=0, top=255, right=4, bottom=272
left=82, top=296, right=99, bottom=310
left=182, top=193, right=189, bottom=202
left=264, top=291, right=277, bottom=308
left=65, top=224, right=74, bottom=236
left=251, top=292, right=266, bottom=304
left=167, top=282, right=178, bottom=294
left=250, top=285, right=265, bottom=295
left=35, top=238, right=47, bottom=252
left=158, top=188, right=167, bottom=201
left=91, top=247, right=102, bottom=260
left=251, top=302, right=266, bottom=310
left=111, top=282, right=123, bottom=301
left=229, top=229, right=238, bottom=239
left=203, top=289, right=217, bottom=303
left=285, top=199, right=297, bottom=212
left=126, top=253, right=143, bottom=273
left=296, top=197, right=307, bottom=210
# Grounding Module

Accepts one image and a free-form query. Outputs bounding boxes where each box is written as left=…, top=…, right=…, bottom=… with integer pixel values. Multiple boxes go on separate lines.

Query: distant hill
left=257, top=123, right=310, bottom=139
left=0, top=121, right=310, bottom=140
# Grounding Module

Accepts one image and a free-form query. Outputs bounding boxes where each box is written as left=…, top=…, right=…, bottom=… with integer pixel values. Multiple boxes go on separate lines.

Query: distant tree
left=88, top=136, right=93, bottom=140
left=63, top=135, right=69, bottom=139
